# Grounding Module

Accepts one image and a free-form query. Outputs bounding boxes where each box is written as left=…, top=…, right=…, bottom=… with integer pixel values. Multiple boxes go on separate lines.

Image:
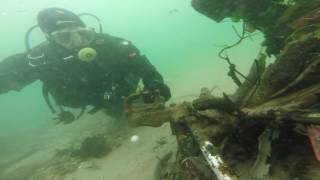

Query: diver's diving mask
left=50, top=26, right=95, bottom=50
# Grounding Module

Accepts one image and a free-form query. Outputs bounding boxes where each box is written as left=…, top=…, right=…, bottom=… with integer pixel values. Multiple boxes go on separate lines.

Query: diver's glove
left=143, top=82, right=171, bottom=104
left=103, top=89, right=121, bottom=104
left=142, top=91, right=157, bottom=104
left=53, top=111, right=75, bottom=124
left=158, top=83, right=171, bottom=101
left=103, top=91, right=114, bottom=102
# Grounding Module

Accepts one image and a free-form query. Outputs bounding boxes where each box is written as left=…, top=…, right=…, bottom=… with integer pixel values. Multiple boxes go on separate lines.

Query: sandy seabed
left=0, top=111, right=177, bottom=180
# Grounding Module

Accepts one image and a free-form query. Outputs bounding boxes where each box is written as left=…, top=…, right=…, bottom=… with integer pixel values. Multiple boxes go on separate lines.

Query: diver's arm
left=132, top=55, right=171, bottom=101
left=101, top=35, right=171, bottom=101
left=0, top=53, right=38, bottom=94
left=120, top=42, right=171, bottom=101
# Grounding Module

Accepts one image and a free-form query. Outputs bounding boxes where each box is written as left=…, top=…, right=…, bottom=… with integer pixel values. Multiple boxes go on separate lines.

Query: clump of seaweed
left=73, top=135, right=112, bottom=158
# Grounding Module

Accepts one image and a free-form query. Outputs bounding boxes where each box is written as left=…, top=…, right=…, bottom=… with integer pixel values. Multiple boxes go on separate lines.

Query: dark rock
left=76, top=135, right=111, bottom=158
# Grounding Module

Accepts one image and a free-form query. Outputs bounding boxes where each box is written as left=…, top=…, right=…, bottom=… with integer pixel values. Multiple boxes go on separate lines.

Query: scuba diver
left=0, top=8, right=171, bottom=124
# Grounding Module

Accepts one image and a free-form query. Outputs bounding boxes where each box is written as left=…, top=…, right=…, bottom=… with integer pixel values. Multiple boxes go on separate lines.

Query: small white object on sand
left=130, top=135, right=139, bottom=143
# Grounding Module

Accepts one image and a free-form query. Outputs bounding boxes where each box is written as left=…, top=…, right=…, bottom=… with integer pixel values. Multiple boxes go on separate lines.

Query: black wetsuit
left=0, top=34, right=171, bottom=117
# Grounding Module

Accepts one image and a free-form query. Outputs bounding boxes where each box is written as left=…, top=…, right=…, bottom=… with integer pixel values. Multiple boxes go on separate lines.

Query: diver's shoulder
left=96, top=33, right=135, bottom=48
left=98, top=33, right=128, bottom=42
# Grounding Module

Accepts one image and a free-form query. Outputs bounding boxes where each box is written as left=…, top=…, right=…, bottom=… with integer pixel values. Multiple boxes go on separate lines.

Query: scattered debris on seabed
left=128, top=1, right=320, bottom=179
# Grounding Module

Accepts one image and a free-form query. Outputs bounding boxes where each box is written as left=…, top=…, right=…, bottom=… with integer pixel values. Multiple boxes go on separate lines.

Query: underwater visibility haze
left=0, top=0, right=274, bottom=179
left=0, top=0, right=262, bottom=136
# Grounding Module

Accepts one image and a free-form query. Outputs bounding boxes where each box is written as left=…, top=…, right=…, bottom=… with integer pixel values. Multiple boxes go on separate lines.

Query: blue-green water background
left=0, top=0, right=263, bottom=137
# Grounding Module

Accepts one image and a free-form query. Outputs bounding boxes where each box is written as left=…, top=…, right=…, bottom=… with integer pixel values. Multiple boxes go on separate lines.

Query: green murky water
left=0, top=0, right=264, bottom=179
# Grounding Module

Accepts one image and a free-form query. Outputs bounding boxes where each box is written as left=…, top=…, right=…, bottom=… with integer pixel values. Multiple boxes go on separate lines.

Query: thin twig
left=218, top=22, right=254, bottom=84
left=232, top=25, right=242, bottom=39
left=218, top=22, right=246, bottom=61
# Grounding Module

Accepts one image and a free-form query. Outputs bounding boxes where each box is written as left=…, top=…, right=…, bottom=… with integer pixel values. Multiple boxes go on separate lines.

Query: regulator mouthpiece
left=78, top=47, right=97, bottom=62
